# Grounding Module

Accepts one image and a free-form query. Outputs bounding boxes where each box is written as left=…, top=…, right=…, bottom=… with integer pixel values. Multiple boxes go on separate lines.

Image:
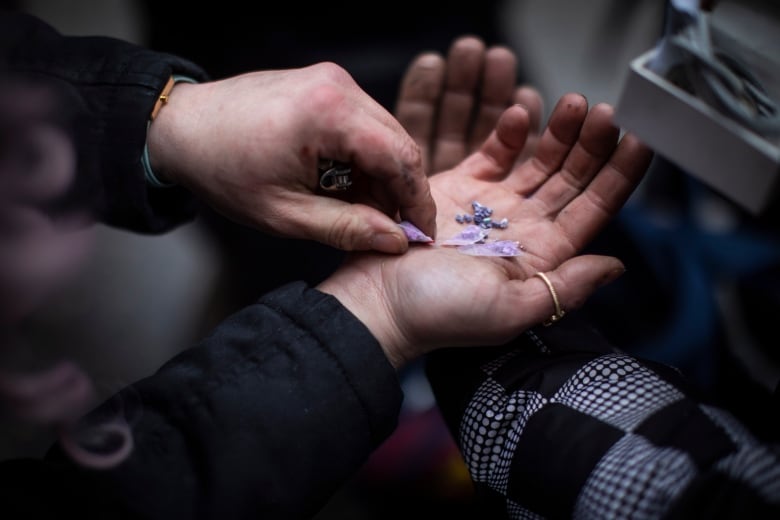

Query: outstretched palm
left=321, top=95, right=652, bottom=367
left=431, top=94, right=649, bottom=278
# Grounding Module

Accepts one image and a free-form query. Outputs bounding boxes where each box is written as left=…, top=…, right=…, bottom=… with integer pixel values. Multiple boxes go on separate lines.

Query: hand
left=146, top=64, right=436, bottom=254
left=395, top=35, right=544, bottom=175
left=319, top=94, right=653, bottom=368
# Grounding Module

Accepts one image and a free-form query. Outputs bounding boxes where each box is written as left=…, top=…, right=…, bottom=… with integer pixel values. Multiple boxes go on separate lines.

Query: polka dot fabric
left=553, top=354, right=684, bottom=431
left=460, top=379, right=546, bottom=493
left=425, top=313, right=780, bottom=519
left=575, top=434, right=696, bottom=519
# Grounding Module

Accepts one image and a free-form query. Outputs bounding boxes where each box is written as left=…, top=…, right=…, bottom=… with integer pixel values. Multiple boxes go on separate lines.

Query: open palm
left=320, top=94, right=652, bottom=367
left=431, top=93, right=651, bottom=276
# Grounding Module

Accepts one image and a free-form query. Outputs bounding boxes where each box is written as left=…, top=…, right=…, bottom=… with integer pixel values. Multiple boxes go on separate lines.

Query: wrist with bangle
left=142, top=74, right=197, bottom=188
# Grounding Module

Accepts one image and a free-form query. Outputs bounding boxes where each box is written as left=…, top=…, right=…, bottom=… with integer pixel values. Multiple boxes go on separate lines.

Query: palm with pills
left=431, top=94, right=651, bottom=276
left=319, top=94, right=653, bottom=368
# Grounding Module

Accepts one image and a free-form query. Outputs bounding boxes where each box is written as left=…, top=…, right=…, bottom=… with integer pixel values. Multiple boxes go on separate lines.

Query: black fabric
left=3, top=282, right=403, bottom=519
left=508, top=404, right=624, bottom=518
left=0, top=9, right=207, bottom=233
left=493, top=350, right=611, bottom=398
left=0, top=458, right=129, bottom=519
left=634, top=398, right=737, bottom=469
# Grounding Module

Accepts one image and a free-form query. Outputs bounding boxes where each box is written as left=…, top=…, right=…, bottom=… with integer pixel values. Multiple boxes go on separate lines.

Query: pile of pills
left=455, top=201, right=508, bottom=229
left=398, top=200, right=522, bottom=257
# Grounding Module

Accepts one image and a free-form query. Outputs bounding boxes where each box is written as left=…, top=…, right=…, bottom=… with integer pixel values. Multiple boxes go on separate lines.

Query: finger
left=514, top=85, right=545, bottom=161
left=469, top=45, right=519, bottom=150
left=339, top=113, right=437, bottom=240
left=556, top=133, right=654, bottom=250
left=470, top=104, right=530, bottom=181
left=273, top=194, right=413, bottom=254
left=394, top=52, right=446, bottom=175
left=431, top=35, right=487, bottom=173
left=514, top=85, right=544, bottom=136
left=529, top=255, right=626, bottom=326
left=504, top=93, right=588, bottom=195
left=530, top=103, right=621, bottom=213
left=499, top=255, right=626, bottom=331
left=313, top=66, right=437, bottom=234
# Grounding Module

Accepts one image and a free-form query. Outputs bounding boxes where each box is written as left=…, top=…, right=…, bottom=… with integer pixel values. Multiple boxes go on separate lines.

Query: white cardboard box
left=614, top=30, right=780, bottom=214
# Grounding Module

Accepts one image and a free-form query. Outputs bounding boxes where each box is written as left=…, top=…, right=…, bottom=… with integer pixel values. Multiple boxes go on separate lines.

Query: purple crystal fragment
left=398, top=220, right=433, bottom=243
left=441, top=225, right=488, bottom=246
left=457, top=240, right=522, bottom=257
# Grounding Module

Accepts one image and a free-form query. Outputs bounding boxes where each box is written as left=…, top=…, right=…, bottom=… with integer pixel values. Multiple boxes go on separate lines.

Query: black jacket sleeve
left=426, top=312, right=780, bottom=519
left=1, top=281, right=403, bottom=519
left=1, top=9, right=406, bottom=520
left=0, top=9, right=208, bottom=232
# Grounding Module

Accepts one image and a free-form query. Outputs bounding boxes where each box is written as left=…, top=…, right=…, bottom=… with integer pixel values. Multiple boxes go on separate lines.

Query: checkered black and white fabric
left=426, top=314, right=780, bottom=519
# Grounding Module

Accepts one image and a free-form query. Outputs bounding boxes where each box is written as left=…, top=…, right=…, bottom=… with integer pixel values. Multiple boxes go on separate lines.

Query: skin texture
left=146, top=62, right=437, bottom=254
left=319, top=95, right=653, bottom=368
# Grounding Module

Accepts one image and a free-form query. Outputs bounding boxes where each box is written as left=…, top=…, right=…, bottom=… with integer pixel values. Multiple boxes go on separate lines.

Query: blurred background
left=1, top=1, right=778, bottom=518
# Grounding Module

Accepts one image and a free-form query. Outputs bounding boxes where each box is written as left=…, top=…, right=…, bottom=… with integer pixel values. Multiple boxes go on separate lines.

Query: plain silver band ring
left=534, top=271, right=565, bottom=326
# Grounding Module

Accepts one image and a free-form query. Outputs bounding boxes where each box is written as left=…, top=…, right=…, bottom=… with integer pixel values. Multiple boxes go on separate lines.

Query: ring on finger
left=318, top=158, right=352, bottom=191
left=534, top=271, right=566, bottom=326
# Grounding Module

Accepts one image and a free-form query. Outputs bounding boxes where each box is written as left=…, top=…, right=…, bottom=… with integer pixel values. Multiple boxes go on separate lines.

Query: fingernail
left=371, top=232, right=406, bottom=254
left=602, top=266, right=626, bottom=285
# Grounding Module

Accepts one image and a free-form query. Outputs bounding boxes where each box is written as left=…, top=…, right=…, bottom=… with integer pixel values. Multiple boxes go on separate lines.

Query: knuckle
left=301, top=63, right=356, bottom=118
left=326, top=211, right=365, bottom=250
left=398, top=138, right=423, bottom=184
left=308, top=82, right=347, bottom=114
left=310, top=61, right=353, bottom=88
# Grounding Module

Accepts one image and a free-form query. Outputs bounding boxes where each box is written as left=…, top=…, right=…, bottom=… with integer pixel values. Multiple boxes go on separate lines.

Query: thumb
left=283, top=199, right=410, bottom=254
left=528, top=255, right=626, bottom=326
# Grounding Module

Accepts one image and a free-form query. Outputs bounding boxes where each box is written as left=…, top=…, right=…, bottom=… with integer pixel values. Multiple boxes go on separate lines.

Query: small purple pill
left=457, top=240, right=523, bottom=257
left=441, top=225, right=488, bottom=246
left=398, top=220, right=433, bottom=243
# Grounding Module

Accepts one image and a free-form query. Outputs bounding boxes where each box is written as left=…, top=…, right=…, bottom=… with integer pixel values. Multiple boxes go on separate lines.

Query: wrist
left=317, top=274, right=410, bottom=369
left=143, top=75, right=198, bottom=188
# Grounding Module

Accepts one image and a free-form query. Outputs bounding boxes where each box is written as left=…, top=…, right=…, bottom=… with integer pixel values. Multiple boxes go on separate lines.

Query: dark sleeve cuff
left=260, top=281, right=404, bottom=444
left=1, top=10, right=209, bottom=232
